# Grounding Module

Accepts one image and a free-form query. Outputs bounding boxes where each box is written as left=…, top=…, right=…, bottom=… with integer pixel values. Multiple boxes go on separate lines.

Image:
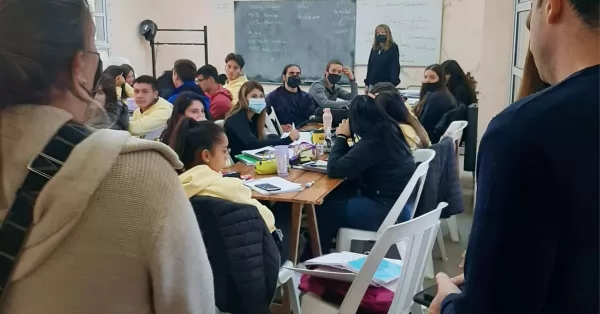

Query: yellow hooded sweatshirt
left=116, top=82, right=134, bottom=100
left=180, top=165, right=276, bottom=232
left=224, top=75, right=248, bottom=105
left=129, top=97, right=173, bottom=136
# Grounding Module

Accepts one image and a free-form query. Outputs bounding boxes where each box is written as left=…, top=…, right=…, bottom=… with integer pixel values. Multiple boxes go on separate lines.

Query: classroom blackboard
left=234, top=0, right=356, bottom=83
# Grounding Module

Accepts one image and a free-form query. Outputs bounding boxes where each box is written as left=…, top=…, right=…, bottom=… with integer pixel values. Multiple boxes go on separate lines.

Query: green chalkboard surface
left=234, top=0, right=356, bottom=83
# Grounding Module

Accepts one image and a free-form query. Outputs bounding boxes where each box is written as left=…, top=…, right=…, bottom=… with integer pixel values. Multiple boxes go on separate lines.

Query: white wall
left=104, top=0, right=513, bottom=135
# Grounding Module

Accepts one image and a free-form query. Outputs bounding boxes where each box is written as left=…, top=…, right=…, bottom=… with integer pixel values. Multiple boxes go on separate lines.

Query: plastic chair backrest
left=214, top=119, right=225, bottom=127
left=266, top=110, right=284, bottom=135
left=376, top=149, right=436, bottom=235
left=143, top=125, right=166, bottom=141
left=441, top=120, right=468, bottom=144
left=339, top=203, right=446, bottom=314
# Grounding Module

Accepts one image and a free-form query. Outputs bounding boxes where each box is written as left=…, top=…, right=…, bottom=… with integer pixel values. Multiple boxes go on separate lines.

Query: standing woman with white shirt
left=364, top=24, right=401, bottom=94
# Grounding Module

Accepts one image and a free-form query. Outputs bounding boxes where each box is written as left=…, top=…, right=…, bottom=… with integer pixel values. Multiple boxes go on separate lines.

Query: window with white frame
left=89, top=0, right=109, bottom=60
left=509, top=0, right=532, bottom=102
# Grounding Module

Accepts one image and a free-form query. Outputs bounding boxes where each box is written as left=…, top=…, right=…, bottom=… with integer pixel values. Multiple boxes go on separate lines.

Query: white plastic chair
left=217, top=261, right=300, bottom=314
left=336, top=149, right=435, bottom=253
left=265, top=109, right=284, bottom=136
left=277, top=261, right=301, bottom=314
left=141, top=125, right=166, bottom=141
left=214, top=119, right=225, bottom=127
left=438, top=120, right=468, bottom=244
left=302, top=203, right=447, bottom=314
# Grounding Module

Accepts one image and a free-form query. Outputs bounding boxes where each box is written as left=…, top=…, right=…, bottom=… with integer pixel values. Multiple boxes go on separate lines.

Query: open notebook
left=287, top=251, right=403, bottom=288
left=243, top=177, right=303, bottom=195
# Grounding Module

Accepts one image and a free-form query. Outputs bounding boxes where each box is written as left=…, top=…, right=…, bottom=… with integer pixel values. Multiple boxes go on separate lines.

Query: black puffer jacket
left=93, top=101, right=130, bottom=131
left=191, top=196, right=279, bottom=314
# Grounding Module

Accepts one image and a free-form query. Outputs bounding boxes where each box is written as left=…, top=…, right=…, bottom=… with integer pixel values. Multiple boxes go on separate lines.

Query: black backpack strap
left=0, top=122, right=90, bottom=297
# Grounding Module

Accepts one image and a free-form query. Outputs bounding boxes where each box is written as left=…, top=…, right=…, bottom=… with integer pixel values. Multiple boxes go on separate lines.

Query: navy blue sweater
left=442, top=65, right=599, bottom=314
left=265, top=85, right=316, bottom=126
left=419, top=91, right=456, bottom=140
left=364, top=43, right=401, bottom=87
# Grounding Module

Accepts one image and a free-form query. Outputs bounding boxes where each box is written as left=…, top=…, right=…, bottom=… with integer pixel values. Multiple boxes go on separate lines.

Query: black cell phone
left=255, top=183, right=281, bottom=192
left=413, top=284, right=438, bottom=307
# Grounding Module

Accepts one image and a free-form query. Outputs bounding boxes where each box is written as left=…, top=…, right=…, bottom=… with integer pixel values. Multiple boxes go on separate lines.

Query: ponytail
left=168, top=118, right=226, bottom=171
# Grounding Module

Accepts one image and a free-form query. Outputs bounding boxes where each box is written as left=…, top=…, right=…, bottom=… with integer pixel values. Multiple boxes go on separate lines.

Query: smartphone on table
left=255, top=183, right=281, bottom=192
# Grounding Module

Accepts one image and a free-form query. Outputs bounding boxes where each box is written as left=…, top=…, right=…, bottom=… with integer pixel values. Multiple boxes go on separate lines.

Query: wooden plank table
left=226, top=162, right=343, bottom=265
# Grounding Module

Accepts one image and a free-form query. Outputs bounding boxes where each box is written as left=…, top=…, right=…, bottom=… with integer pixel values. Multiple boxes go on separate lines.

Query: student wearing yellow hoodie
left=129, top=75, right=174, bottom=136
left=171, top=118, right=276, bottom=234
left=223, top=53, right=248, bottom=105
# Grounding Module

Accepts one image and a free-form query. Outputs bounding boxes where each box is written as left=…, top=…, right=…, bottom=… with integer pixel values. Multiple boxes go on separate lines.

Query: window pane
left=89, top=0, right=104, bottom=14
left=512, top=75, right=522, bottom=102
left=514, top=10, right=530, bottom=69
left=94, top=16, right=106, bottom=42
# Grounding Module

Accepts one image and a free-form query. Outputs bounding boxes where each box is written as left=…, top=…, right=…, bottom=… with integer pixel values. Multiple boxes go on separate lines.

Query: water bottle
left=322, top=108, right=333, bottom=137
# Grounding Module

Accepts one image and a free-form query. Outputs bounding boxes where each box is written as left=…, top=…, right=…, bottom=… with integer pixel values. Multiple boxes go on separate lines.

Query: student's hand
left=115, top=75, right=126, bottom=87
left=289, top=129, right=300, bottom=141
left=451, top=273, right=465, bottom=286
left=281, top=124, right=293, bottom=132
left=367, top=93, right=377, bottom=99
left=428, top=273, right=462, bottom=314
left=336, top=119, right=351, bottom=137
left=342, top=67, right=354, bottom=81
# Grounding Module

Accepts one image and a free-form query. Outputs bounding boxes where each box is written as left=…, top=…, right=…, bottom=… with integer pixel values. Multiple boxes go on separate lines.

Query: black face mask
left=327, top=73, right=341, bottom=85
left=287, top=75, right=301, bottom=88
left=376, top=34, right=387, bottom=43
left=422, top=82, right=442, bottom=93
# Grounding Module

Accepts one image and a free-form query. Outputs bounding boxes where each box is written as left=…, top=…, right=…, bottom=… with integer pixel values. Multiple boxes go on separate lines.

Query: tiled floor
left=427, top=156, right=474, bottom=284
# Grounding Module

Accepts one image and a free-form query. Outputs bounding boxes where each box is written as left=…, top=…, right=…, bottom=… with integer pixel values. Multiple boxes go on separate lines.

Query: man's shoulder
left=308, top=80, right=325, bottom=91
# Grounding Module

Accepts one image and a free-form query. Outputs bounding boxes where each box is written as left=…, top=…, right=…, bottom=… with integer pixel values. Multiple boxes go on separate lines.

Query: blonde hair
left=371, top=24, right=394, bottom=51
left=225, top=80, right=267, bottom=140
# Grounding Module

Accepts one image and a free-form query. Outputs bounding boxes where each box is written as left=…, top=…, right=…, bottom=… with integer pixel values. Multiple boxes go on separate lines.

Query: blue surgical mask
left=248, top=98, right=266, bottom=114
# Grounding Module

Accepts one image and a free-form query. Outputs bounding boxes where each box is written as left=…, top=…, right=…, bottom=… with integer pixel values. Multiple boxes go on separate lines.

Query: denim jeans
left=315, top=185, right=414, bottom=254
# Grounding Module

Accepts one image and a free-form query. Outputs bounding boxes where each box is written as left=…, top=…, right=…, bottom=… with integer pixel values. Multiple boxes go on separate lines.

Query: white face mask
left=248, top=98, right=266, bottom=114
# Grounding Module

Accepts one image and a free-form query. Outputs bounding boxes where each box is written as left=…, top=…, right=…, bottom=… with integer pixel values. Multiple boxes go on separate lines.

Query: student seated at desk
left=266, top=64, right=316, bottom=132
left=160, top=91, right=208, bottom=143
left=308, top=59, right=358, bottom=111
left=316, top=95, right=417, bottom=253
left=224, top=81, right=300, bottom=159
left=441, top=60, right=478, bottom=106
left=129, top=75, right=173, bottom=136
left=92, top=74, right=129, bottom=131
left=223, top=53, right=249, bottom=105
left=413, top=64, right=456, bottom=140
left=167, top=59, right=210, bottom=113
left=104, top=65, right=134, bottom=102
left=196, top=64, right=233, bottom=120
left=369, top=83, right=430, bottom=151
left=171, top=118, right=277, bottom=234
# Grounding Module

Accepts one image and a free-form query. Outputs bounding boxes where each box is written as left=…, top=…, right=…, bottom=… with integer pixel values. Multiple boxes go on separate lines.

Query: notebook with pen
left=292, top=160, right=328, bottom=173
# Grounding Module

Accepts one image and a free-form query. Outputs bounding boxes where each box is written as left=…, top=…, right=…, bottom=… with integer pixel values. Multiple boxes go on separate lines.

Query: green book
left=235, top=154, right=259, bottom=166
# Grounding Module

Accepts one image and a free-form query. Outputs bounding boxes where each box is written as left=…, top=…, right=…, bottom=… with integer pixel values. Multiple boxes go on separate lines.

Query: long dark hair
left=373, top=92, right=430, bottom=148
left=161, top=91, right=210, bottom=144
left=169, top=118, right=225, bottom=171
left=348, top=95, right=411, bottom=154
left=103, top=65, right=127, bottom=101
left=414, top=64, right=450, bottom=117
left=157, top=70, right=176, bottom=98
left=95, top=74, right=119, bottom=106
left=121, top=63, right=135, bottom=80
left=517, top=48, right=550, bottom=100
left=441, top=60, right=478, bottom=104
left=225, top=80, right=267, bottom=140
left=0, top=0, right=94, bottom=108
